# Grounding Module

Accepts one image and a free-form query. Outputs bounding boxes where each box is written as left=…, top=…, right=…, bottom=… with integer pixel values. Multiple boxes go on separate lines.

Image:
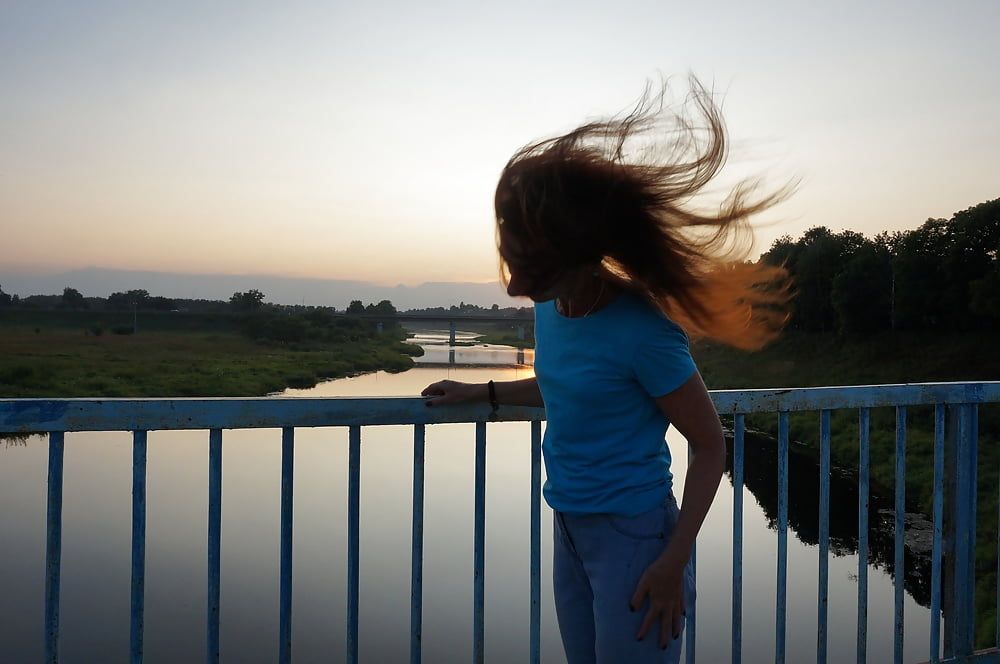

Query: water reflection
left=408, top=329, right=534, bottom=367
left=733, top=429, right=934, bottom=607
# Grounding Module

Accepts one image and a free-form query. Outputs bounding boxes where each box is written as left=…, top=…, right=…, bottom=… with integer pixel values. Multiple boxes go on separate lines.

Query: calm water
left=0, top=332, right=934, bottom=663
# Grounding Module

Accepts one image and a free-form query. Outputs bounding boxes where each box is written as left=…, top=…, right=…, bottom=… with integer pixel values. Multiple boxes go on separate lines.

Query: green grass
left=0, top=320, right=422, bottom=398
left=474, top=331, right=534, bottom=349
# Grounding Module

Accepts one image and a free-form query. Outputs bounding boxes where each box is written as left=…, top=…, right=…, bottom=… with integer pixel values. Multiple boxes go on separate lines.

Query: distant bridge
left=335, top=313, right=534, bottom=343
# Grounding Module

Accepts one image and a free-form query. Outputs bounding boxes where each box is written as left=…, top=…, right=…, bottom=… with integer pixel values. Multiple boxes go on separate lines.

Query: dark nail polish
left=672, top=633, right=679, bottom=641
left=629, top=605, right=634, bottom=613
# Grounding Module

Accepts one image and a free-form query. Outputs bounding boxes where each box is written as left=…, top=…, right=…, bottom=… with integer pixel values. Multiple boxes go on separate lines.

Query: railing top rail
left=1, top=382, right=997, bottom=434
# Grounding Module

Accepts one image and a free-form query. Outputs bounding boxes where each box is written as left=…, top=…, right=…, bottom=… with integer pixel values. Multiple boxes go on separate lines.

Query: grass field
left=0, top=310, right=421, bottom=397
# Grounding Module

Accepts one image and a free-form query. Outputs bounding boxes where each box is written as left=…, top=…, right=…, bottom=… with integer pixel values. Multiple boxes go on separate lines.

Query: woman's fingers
left=635, top=605, right=658, bottom=642
left=629, top=575, right=648, bottom=613
left=422, top=380, right=472, bottom=406
left=659, top=611, right=672, bottom=649
left=420, top=381, right=447, bottom=396
left=671, top=589, right=685, bottom=638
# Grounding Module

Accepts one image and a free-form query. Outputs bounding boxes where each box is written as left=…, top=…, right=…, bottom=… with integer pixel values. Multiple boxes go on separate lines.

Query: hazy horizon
left=3, top=2, right=998, bottom=284
left=0, top=265, right=523, bottom=310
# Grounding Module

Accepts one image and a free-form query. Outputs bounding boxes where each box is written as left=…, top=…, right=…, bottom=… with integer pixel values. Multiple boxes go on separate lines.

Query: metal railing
left=2, top=381, right=998, bottom=664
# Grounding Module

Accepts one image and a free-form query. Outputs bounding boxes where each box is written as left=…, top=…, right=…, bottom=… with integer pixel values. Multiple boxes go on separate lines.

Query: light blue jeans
left=553, top=494, right=696, bottom=664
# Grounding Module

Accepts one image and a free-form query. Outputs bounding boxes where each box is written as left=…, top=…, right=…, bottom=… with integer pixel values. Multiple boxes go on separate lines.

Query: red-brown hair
left=494, top=77, right=792, bottom=350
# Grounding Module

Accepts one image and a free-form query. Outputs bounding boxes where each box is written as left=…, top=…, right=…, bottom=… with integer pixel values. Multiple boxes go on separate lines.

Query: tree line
left=0, top=287, right=399, bottom=316
left=760, top=198, right=998, bottom=335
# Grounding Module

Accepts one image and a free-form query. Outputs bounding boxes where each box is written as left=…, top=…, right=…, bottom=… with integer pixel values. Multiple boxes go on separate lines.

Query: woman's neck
left=556, top=280, right=617, bottom=318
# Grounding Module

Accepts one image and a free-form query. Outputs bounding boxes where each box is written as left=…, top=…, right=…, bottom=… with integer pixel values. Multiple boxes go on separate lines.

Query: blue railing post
left=473, top=421, right=487, bottom=664
left=529, top=420, right=542, bottom=664
left=278, top=427, right=294, bottom=664
left=776, top=411, right=789, bottom=664
left=207, top=429, right=223, bottom=664
left=732, top=414, right=745, bottom=664
left=347, top=425, right=361, bottom=664
left=818, top=410, right=831, bottom=664
left=410, top=424, right=425, bottom=664
left=44, top=431, right=65, bottom=664
left=858, top=407, right=870, bottom=663
left=930, top=404, right=945, bottom=664
left=944, top=403, right=978, bottom=658
left=130, top=430, right=148, bottom=664
left=894, top=406, right=907, bottom=664
left=686, top=440, right=697, bottom=664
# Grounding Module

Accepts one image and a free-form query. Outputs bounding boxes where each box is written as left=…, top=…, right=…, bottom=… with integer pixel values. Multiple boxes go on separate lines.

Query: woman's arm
left=421, top=376, right=543, bottom=408
left=652, top=369, right=725, bottom=564
left=631, top=370, right=726, bottom=646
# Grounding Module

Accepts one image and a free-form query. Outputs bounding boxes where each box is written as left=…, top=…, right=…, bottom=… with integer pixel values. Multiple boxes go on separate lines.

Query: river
left=0, top=331, right=933, bottom=663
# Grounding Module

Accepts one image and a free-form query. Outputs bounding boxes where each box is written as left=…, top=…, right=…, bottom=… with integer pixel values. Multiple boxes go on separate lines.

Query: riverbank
left=0, top=310, right=423, bottom=397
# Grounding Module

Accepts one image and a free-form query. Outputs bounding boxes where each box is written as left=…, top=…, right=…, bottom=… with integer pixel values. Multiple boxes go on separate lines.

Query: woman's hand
left=421, top=380, right=484, bottom=407
left=630, top=553, right=686, bottom=649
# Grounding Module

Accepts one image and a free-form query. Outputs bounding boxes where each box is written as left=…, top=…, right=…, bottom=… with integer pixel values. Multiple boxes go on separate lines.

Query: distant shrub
left=240, top=314, right=308, bottom=344
left=89, top=325, right=104, bottom=336
left=397, top=342, right=424, bottom=357
left=284, top=373, right=317, bottom=389
left=0, top=365, right=35, bottom=384
left=317, top=362, right=351, bottom=378
left=111, top=326, right=135, bottom=335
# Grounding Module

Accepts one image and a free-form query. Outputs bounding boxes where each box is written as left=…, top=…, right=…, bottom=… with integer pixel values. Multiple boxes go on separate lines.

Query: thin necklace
left=562, top=281, right=607, bottom=318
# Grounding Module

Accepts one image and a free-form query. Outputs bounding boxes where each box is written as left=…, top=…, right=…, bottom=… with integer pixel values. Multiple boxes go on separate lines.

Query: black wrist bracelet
left=487, top=380, right=499, bottom=413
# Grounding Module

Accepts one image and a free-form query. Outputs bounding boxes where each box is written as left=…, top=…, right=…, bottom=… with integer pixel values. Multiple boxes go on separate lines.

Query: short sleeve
left=631, top=321, right=698, bottom=397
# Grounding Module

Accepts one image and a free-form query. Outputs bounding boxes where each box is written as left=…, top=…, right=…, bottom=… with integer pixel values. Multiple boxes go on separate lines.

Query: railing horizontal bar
left=131, top=430, right=148, bottom=664
left=0, top=399, right=545, bottom=432
left=4, top=382, right=998, bottom=432
left=207, top=428, right=222, bottom=664
left=45, top=431, right=65, bottom=664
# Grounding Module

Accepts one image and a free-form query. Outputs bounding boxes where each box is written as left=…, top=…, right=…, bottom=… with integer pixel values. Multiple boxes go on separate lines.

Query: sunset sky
left=2, top=1, right=998, bottom=287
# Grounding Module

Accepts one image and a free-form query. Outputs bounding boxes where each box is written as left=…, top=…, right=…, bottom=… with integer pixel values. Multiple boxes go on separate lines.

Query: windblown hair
left=494, top=76, right=793, bottom=350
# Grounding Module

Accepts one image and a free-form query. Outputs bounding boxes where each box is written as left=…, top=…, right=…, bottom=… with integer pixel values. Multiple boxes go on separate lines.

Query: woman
left=421, top=78, right=790, bottom=664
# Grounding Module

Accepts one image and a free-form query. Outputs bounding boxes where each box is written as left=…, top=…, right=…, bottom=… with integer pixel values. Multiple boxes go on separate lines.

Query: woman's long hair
left=494, top=76, right=793, bottom=350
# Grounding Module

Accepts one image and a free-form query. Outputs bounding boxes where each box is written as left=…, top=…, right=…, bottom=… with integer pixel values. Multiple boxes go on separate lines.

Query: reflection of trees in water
left=727, top=430, right=933, bottom=607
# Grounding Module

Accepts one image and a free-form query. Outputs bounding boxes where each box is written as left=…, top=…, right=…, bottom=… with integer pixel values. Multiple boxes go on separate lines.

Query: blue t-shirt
left=533, top=291, right=697, bottom=516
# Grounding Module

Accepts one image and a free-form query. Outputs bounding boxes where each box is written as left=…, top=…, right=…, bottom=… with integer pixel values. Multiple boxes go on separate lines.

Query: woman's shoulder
left=612, top=292, right=689, bottom=348
left=617, top=291, right=683, bottom=326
